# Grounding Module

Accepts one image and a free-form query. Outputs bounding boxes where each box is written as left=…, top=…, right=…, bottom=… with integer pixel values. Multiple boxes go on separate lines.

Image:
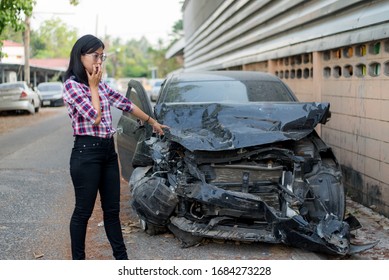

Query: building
left=1, top=40, right=24, bottom=64
left=0, top=40, right=67, bottom=85
left=169, top=0, right=389, bottom=217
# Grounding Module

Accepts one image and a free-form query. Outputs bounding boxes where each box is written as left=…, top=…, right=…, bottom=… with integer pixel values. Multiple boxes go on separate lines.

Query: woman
left=63, top=34, right=168, bottom=260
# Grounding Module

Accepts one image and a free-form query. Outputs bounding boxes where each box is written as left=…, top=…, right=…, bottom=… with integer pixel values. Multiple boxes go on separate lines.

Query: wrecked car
left=117, top=71, right=376, bottom=255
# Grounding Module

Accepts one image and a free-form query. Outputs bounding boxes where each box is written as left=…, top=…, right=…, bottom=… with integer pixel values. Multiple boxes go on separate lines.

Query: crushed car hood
left=155, top=102, right=331, bottom=151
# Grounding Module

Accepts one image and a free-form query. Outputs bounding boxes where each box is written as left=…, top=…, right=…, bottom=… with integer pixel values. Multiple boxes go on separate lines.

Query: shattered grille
left=208, top=164, right=282, bottom=211
left=211, top=164, right=283, bottom=183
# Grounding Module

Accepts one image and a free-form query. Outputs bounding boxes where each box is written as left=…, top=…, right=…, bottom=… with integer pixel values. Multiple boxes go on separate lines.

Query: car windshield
left=38, top=84, right=62, bottom=91
left=163, top=80, right=294, bottom=103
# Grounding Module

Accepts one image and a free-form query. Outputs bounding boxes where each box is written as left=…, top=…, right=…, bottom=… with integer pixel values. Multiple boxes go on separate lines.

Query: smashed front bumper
left=172, top=182, right=370, bottom=255
left=132, top=174, right=377, bottom=256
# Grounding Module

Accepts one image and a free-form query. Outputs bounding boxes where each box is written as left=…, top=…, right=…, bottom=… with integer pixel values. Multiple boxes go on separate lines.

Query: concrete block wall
left=263, top=39, right=389, bottom=216
left=319, top=40, right=389, bottom=216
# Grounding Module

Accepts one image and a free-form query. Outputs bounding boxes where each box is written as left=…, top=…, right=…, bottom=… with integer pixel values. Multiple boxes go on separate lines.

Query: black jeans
left=69, top=135, right=128, bottom=260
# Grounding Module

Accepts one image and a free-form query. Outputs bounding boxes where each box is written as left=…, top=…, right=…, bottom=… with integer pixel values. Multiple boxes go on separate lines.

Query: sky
left=31, top=0, right=183, bottom=46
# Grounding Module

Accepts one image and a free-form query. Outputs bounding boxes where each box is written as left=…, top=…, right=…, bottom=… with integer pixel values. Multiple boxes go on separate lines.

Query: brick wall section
left=247, top=39, right=389, bottom=216
left=318, top=40, right=389, bottom=217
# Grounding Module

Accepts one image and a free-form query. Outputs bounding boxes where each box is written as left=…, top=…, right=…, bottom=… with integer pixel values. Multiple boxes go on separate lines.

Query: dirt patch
left=344, top=198, right=389, bottom=259
left=0, top=108, right=63, bottom=135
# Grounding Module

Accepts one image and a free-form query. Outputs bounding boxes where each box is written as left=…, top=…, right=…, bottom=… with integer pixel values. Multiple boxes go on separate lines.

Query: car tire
left=131, top=177, right=178, bottom=226
left=29, top=101, right=36, bottom=114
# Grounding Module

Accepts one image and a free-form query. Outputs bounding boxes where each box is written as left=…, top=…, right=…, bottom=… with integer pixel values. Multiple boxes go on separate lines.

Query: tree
left=0, top=0, right=35, bottom=36
left=0, top=25, right=23, bottom=42
left=169, top=19, right=183, bottom=44
left=31, top=18, right=77, bottom=58
left=148, top=39, right=181, bottom=78
left=1, top=0, right=79, bottom=84
left=103, top=36, right=123, bottom=78
left=0, top=0, right=79, bottom=46
left=121, top=37, right=152, bottom=78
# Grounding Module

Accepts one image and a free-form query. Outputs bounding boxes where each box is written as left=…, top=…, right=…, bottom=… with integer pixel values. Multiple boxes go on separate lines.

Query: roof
left=2, top=40, right=24, bottom=47
left=165, top=37, right=185, bottom=59
left=29, top=58, right=69, bottom=71
left=170, top=70, right=280, bottom=83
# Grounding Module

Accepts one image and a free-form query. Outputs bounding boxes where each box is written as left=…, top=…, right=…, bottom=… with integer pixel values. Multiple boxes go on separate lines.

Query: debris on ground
left=33, top=252, right=44, bottom=259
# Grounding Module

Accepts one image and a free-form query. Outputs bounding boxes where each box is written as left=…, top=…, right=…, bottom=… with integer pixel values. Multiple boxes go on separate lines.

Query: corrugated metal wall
left=183, top=0, right=389, bottom=71
left=181, top=0, right=389, bottom=217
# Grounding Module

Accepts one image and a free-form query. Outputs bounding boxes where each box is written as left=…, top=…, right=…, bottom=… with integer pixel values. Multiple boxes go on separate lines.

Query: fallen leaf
left=33, top=252, right=44, bottom=259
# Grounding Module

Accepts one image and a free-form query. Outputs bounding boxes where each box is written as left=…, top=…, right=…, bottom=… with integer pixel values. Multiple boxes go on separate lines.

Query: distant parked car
left=149, top=79, right=164, bottom=102
left=37, top=82, right=64, bottom=107
left=0, top=81, right=41, bottom=114
left=105, top=77, right=119, bottom=91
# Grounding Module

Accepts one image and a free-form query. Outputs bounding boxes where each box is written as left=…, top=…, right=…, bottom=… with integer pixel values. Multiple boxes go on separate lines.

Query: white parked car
left=149, top=79, right=164, bottom=102
left=0, top=81, right=41, bottom=114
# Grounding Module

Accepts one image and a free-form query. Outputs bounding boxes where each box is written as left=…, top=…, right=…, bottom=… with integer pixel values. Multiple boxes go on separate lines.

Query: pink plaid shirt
left=63, top=77, right=133, bottom=138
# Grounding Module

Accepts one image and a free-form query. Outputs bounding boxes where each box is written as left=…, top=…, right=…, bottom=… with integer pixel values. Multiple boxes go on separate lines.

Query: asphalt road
left=0, top=107, right=74, bottom=259
left=0, top=107, right=388, bottom=260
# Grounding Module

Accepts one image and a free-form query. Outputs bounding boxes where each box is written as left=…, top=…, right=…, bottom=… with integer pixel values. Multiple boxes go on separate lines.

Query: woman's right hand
left=86, top=64, right=103, bottom=125
left=86, top=64, right=102, bottom=88
left=149, top=120, right=170, bottom=136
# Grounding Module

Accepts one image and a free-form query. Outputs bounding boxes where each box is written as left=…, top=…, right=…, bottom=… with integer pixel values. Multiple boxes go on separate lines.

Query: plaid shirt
left=63, top=77, right=133, bottom=138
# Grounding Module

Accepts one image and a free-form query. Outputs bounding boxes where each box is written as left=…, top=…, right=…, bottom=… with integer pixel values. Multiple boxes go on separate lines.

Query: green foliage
left=102, top=34, right=182, bottom=79
left=169, top=19, right=183, bottom=44
left=121, top=37, right=150, bottom=77
left=148, top=40, right=181, bottom=78
left=0, top=25, right=23, bottom=42
left=103, top=36, right=152, bottom=78
left=30, top=17, right=77, bottom=58
left=0, top=0, right=78, bottom=54
left=101, top=12, right=184, bottom=79
left=0, top=0, right=35, bottom=35
left=124, top=37, right=181, bottom=78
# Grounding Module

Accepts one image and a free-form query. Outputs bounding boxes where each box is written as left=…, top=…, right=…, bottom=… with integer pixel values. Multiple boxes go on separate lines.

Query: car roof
left=168, top=71, right=281, bottom=83
left=38, top=82, right=62, bottom=85
left=0, top=81, right=27, bottom=88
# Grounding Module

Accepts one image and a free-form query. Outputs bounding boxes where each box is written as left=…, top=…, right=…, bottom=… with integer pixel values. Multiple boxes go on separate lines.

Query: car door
left=117, top=80, right=155, bottom=181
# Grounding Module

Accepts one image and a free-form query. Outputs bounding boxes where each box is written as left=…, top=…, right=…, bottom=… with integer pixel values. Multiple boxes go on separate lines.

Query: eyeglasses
left=84, top=52, right=107, bottom=62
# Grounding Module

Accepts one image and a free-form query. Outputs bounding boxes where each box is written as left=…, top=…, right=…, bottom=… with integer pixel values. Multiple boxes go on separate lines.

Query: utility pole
left=23, top=16, right=31, bottom=85
left=95, top=14, right=99, bottom=37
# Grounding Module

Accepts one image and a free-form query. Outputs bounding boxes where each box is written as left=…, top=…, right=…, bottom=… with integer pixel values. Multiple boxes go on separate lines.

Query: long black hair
left=65, top=34, right=105, bottom=85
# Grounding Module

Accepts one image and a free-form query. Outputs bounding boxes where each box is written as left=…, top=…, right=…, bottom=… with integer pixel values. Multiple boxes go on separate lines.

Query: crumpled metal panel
left=156, top=102, right=330, bottom=151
